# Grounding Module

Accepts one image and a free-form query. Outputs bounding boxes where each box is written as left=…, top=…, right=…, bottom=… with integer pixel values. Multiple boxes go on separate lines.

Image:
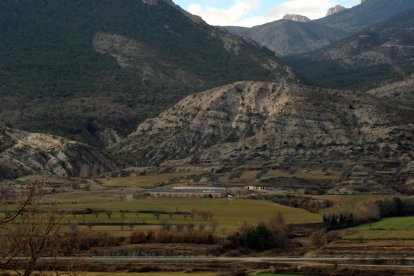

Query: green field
left=3, top=196, right=322, bottom=235
left=59, top=198, right=320, bottom=226
left=342, top=216, right=414, bottom=240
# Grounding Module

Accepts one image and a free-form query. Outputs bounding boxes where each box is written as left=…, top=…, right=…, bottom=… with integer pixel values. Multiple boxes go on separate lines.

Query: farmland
left=311, top=195, right=414, bottom=214
left=98, top=169, right=340, bottom=189
left=4, top=197, right=322, bottom=235
left=342, top=216, right=414, bottom=240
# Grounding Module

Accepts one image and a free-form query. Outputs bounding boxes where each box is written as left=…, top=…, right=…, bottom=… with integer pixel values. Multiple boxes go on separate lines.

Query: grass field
left=342, top=216, right=414, bottom=240
left=57, top=198, right=321, bottom=228
left=3, top=197, right=322, bottom=235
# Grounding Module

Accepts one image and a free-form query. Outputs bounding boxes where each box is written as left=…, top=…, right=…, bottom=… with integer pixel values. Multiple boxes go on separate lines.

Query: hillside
left=0, top=128, right=116, bottom=181
left=226, top=21, right=344, bottom=56
left=111, top=81, right=413, bottom=169
left=225, top=0, right=414, bottom=57
left=284, top=8, right=414, bottom=89
left=0, top=0, right=293, bottom=146
left=367, top=75, right=414, bottom=104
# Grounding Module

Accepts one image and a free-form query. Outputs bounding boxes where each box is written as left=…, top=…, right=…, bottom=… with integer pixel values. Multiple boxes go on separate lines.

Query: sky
left=174, top=0, right=361, bottom=27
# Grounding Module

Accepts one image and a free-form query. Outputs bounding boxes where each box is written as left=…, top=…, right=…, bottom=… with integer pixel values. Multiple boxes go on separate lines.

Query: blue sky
left=174, top=0, right=360, bottom=27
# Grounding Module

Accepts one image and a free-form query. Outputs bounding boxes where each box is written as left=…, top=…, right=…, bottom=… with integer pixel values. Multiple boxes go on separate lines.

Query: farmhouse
left=244, top=185, right=266, bottom=191
left=150, top=186, right=227, bottom=198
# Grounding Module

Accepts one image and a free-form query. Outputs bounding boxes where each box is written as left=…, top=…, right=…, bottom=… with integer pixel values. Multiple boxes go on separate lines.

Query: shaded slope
left=284, top=8, right=414, bottom=89
left=226, top=20, right=344, bottom=56
left=0, top=0, right=293, bottom=146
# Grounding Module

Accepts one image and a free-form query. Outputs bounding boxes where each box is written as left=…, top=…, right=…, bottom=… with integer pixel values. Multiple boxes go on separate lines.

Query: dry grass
left=309, top=195, right=414, bottom=214
left=98, top=172, right=197, bottom=188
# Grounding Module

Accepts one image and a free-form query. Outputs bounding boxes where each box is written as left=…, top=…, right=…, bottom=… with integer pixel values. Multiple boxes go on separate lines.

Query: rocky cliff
left=283, top=14, right=311, bottom=22
left=0, top=128, right=116, bottom=180
left=111, top=81, right=413, bottom=168
left=326, top=5, right=347, bottom=17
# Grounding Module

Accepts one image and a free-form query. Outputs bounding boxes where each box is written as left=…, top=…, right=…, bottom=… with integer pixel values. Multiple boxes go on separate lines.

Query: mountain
left=284, top=8, right=414, bottom=89
left=326, top=5, right=347, bottom=17
left=0, top=0, right=293, bottom=146
left=225, top=0, right=414, bottom=57
left=0, top=128, right=116, bottom=181
left=225, top=21, right=345, bottom=56
left=111, top=81, right=413, bottom=169
left=283, top=14, right=311, bottom=22
left=318, top=0, right=414, bottom=31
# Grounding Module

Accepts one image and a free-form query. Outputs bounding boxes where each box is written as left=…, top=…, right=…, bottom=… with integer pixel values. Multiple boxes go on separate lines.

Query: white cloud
left=187, top=0, right=262, bottom=26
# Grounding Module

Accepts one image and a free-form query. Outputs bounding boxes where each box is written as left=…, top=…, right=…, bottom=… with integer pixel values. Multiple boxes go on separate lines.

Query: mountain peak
left=326, top=5, right=347, bottom=17
left=283, top=14, right=311, bottom=22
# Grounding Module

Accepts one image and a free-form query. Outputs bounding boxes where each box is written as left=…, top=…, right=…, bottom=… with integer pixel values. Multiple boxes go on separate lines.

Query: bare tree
left=0, top=183, right=63, bottom=275
left=209, top=221, right=219, bottom=233
left=105, top=211, right=112, bottom=222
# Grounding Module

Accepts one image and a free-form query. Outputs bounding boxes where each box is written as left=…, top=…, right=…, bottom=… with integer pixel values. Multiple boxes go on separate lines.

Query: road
left=31, top=256, right=414, bottom=263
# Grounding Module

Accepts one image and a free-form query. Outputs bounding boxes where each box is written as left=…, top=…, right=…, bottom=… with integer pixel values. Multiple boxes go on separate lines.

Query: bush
left=224, top=215, right=290, bottom=251
left=129, top=231, right=148, bottom=244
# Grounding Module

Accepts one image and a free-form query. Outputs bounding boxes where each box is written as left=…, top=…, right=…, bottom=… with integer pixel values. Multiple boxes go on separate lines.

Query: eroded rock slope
left=0, top=128, right=116, bottom=180
left=111, top=81, right=414, bottom=167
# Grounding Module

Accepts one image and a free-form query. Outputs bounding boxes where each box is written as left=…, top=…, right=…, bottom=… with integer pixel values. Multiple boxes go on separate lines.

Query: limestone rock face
left=326, top=5, right=347, bottom=17
left=0, top=128, right=116, bottom=180
left=283, top=14, right=311, bottom=22
left=111, top=81, right=414, bottom=167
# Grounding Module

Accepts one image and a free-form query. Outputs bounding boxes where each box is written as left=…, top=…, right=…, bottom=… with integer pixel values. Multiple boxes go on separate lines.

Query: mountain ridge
left=284, top=8, right=414, bottom=89
left=225, top=0, right=414, bottom=57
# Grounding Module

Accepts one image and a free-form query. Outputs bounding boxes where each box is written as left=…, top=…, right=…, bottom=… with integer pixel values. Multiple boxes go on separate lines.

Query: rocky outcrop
left=283, top=14, right=311, bottom=22
left=326, top=5, right=347, bottom=17
left=0, top=128, right=116, bottom=180
left=111, top=81, right=414, bottom=167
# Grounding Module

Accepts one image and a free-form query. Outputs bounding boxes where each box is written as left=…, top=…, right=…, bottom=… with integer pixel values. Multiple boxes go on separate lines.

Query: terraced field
left=98, top=172, right=198, bottom=188
left=342, top=216, right=414, bottom=240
